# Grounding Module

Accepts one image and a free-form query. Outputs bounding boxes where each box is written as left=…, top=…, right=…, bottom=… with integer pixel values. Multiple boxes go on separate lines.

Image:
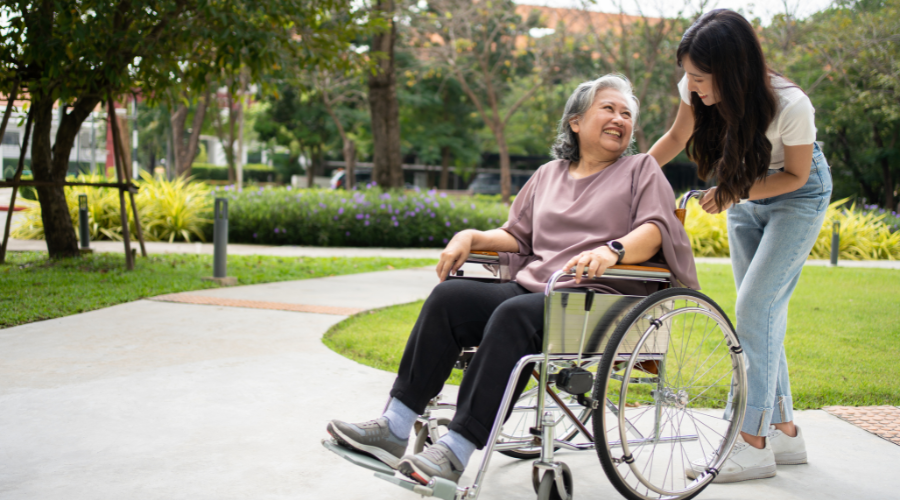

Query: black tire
left=592, top=288, right=747, bottom=500
left=536, top=463, right=573, bottom=500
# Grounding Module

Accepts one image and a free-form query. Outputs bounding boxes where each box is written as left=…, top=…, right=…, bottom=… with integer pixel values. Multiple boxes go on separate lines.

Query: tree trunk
left=313, top=145, right=326, bottom=179
left=440, top=146, right=451, bottom=190
left=305, top=148, right=315, bottom=189
left=838, top=127, right=877, bottom=202
left=212, top=86, right=237, bottom=184
left=635, top=127, right=648, bottom=153
left=171, top=104, right=187, bottom=171
left=236, top=72, right=247, bottom=188
left=172, top=90, right=210, bottom=178
left=118, top=111, right=132, bottom=178
left=343, top=139, right=357, bottom=190
left=321, top=85, right=357, bottom=190
left=496, top=127, right=512, bottom=204
left=30, top=96, right=74, bottom=258
left=368, top=0, right=403, bottom=188
left=0, top=80, right=19, bottom=146
left=872, top=123, right=894, bottom=210
left=227, top=90, right=237, bottom=183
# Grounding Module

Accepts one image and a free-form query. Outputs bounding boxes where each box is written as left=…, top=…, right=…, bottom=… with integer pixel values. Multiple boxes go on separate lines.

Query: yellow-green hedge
left=683, top=197, right=900, bottom=260
left=12, top=173, right=212, bottom=243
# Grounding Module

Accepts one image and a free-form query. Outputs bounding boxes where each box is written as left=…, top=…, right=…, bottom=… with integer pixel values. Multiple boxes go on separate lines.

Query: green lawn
left=0, top=251, right=436, bottom=328
left=323, top=264, right=900, bottom=408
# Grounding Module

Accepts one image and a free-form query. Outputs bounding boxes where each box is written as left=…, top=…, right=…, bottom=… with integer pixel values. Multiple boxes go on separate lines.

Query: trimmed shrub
left=221, top=186, right=509, bottom=247
left=190, top=163, right=279, bottom=183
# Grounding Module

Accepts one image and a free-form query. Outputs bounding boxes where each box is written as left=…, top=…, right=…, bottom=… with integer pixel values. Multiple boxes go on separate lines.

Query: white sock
left=438, top=430, right=476, bottom=468
left=382, top=398, right=417, bottom=439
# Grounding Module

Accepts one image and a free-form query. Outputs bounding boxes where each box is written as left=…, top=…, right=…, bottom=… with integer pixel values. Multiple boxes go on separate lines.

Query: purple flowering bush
left=217, top=186, right=510, bottom=247
left=860, top=204, right=900, bottom=234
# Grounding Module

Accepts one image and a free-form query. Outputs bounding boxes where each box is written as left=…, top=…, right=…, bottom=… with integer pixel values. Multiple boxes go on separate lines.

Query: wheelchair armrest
left=603, top=265, right=672, bottom=279
left=461, top=253, right=672, bottom=289
left=465, top=251, right=500, bottom=264
left=545, top=266, right=672, bottom=295
left=446, top=251, right=507, bottom=282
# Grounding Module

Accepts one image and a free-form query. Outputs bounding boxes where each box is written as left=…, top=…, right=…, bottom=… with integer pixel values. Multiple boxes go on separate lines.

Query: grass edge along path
left=1, top=251, right=436, bottom=329
left=323, top=263, right=900, bottom=409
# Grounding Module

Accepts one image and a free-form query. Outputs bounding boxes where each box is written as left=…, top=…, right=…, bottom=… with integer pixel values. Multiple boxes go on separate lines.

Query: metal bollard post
left=213, top=198, right=228, bottom=278
left=830, top=221, right=840, bottom=266
left=78, top=194, right=91, bottom=250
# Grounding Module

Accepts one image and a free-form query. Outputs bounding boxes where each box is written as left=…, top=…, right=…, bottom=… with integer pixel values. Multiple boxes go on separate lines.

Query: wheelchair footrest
left=374, top=472, right=459, bottom=500
left=321, top=438, right=395, bottom=475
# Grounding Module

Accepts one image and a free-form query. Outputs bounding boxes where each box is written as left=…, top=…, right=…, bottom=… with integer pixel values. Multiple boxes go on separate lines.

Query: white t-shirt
left=678, top=74, right=816, bottom=170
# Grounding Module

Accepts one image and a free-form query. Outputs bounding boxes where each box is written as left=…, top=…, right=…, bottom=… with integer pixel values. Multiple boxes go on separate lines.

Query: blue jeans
left=727, top=144, right=832, bottom=436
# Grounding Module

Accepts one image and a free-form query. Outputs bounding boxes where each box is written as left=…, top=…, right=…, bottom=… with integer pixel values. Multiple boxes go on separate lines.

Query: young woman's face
left=682, top=56, right=719, bottom=105
left=569, top=88, right=633, bottom=158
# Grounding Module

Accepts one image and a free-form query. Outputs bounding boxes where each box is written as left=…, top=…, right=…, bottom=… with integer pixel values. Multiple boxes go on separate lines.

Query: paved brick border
left=823, top=405, right=900, bottom=446
left=149, top=293, right=364, bottom=316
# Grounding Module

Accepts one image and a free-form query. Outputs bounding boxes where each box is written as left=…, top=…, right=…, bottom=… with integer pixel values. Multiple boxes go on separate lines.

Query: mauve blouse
left=498, top=154, right=700, bottom=294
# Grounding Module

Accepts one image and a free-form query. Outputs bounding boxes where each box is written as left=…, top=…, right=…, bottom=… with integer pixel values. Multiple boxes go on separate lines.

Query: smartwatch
left=606, top=240, right=625, bottom=265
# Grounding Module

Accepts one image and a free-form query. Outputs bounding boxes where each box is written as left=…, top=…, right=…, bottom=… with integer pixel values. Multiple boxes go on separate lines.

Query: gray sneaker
left=398, top=443, right=465, bottom=485
left=326, top=417, right=408, bottom=469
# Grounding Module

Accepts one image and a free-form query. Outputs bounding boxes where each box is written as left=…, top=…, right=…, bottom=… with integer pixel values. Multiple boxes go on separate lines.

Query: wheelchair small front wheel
left=413, top=417, right=451, bottom=454
left=593, top=288, right=747, bottom=500
left=536, top=463, right=573, bottom=500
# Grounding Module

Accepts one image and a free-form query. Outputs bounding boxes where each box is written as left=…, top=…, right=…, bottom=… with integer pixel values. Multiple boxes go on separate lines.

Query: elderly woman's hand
left=437, top=230, right=474, bottom=282
left=562, top=246, right=620, bottom=284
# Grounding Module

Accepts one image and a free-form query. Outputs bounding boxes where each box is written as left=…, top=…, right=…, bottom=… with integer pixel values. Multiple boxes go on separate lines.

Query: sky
left=520, top=0, right=836, bottom=25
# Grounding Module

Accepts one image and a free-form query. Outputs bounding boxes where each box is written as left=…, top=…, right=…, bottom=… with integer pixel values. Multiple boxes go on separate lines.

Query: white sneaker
left=686, top=434, right=776, bottom=483
left=768, top=424, right=808, bottom=465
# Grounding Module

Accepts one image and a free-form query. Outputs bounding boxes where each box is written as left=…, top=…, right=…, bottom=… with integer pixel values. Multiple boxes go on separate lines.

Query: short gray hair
left=551, top=74, right=640, bottom=161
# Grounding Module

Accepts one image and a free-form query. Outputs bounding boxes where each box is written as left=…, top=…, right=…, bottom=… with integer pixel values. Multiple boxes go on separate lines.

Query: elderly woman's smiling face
left=569, top=88, right=633, bottom=160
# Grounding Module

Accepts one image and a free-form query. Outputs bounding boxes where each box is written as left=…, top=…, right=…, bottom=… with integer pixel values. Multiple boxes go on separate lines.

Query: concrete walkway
left=1, top=267, right=898, bottom=500
left=6, top=237, right=900, bottom=268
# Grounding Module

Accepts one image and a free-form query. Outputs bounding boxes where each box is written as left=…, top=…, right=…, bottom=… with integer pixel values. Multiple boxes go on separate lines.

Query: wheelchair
left=324, top=191, right=747, bottom=500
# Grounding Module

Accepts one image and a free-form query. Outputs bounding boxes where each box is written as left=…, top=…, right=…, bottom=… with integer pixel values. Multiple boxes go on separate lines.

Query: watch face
left=610, top=241, right=624, bottom=252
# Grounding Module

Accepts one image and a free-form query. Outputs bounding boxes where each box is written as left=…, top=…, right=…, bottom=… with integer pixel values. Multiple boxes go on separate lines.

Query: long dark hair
left=677, top=9, right=778, bottom=207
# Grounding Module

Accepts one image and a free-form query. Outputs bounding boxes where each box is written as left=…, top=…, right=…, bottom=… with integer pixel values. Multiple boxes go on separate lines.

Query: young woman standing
left=649, top=9, right=832, bottom=483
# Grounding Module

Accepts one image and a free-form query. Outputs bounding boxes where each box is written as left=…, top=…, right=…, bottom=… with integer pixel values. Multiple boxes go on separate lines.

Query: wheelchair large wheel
left=497, top=363, right=593, bottom=459
left=593, top=288, right=747, bottom=500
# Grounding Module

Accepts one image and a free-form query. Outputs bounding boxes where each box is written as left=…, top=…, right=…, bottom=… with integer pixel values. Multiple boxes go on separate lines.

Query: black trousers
left=389, top=279, right=545, bottom=449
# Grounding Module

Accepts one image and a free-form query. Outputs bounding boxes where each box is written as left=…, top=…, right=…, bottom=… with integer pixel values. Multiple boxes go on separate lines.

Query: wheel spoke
left=685, top=357, right=732, bottom=402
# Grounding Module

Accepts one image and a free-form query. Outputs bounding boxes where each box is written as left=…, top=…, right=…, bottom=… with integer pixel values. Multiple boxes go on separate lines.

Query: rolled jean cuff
left=770, top=395, right=794, bottom=425
left=742, top=405, right=773, bottom=437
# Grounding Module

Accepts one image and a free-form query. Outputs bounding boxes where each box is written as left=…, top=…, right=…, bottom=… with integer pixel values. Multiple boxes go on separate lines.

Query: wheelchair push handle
left=679, top=189, right=708, bottom=209
left=675, top=189, right=708, bottom=225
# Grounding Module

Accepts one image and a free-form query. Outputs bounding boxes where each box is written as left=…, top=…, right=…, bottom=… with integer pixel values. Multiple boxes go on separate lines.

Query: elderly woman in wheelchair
left=326, top=74, right=747, bottom=500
